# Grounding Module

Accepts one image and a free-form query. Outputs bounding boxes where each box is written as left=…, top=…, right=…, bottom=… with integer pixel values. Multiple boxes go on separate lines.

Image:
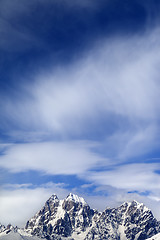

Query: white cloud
left=0, top=141, right=106, bottom=174
left=0, top=183, right=69, bottom=227
left=31, top=35, right=160, bottom=131
left=102, top=124, right=158, bottom=160
left=85, top=163, right=160, bottom=192
left=0, top=29, right=160, bottom=199
left=1, top=29, right=160, bottom=161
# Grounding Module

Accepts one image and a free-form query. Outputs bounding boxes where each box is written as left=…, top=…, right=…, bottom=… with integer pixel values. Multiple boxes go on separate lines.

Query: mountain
left=24, top=193, right=160, bottom=240
left=85, top=200, right=160, bottom=240
left=1, top=193, right=160, bottom=239
left=25, top=193, right=96, bottom=239
left=0, top=225, right=42, bottom=240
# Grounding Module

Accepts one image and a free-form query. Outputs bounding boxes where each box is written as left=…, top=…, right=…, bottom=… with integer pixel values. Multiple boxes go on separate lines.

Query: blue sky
left=1, top=0, right=160, bottom=226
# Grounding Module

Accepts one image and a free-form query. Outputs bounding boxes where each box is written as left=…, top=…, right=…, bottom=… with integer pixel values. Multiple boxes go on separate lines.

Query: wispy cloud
left=1, top=29, right=160, bottom=158
left=0, top=18, right=38, bottom=51
left=0, top=0, right=96, bottom=53
left=0, top=182, right=69, bottom=227
left=0, top=141, right=106, bottom=174
left=85, top=163, right=160, bottom=191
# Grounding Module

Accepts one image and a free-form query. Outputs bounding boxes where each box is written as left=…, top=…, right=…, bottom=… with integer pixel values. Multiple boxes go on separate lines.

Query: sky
left=1, top=0, right=160, bottom=227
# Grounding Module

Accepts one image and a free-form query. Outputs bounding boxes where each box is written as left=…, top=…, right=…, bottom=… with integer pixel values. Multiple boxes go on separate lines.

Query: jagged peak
left=129, top=200, right=148, bottom=209
left=131, top=200, right=142, bottom=205
left=120, top=200, right=150, bottom=213
left=121, top=200, right=142, bottom=206
left=9, top=193, right=160, bottom=240
left=131, top=200, right=150, bottom=212
left=47, top=194, right=59, bottom=202
left=65, top=193, right=87, bottom=205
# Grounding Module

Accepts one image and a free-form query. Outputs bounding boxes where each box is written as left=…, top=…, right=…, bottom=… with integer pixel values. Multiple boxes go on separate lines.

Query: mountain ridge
left=1, top=193, right=160, bottom=240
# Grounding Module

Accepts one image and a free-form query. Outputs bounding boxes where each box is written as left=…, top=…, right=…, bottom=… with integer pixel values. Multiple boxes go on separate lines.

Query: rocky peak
left=0, top=224, right=18, bottom=237
left=23, top=195, right=160, bottom=240
left=25, top=194, right=60, bottom=233
left=85, top=200, right=160, bottom=240
left=25, top=193, right=95, bottom=239
left=62, top=193, right=87, bottom=212
left=48, top=194, right=59, bottom=202
left=65, top=193, right=87, bottom=205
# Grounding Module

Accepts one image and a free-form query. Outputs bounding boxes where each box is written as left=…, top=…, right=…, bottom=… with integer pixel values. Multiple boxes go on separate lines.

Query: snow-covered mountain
left=25, top=193, right=97, bottom=239
left=0, top=225, right=42, bottom=240
left=1, top=193, right=160, bottom=240
left=85, top=200, right=160, bottom=240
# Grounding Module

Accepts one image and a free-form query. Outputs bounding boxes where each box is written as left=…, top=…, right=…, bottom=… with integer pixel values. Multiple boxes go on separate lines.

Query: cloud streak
left=1, top=29, right=160, bottom=159
left=85, top=163, right=160, bottom=191
left=0, top=141, right=106, bottom=175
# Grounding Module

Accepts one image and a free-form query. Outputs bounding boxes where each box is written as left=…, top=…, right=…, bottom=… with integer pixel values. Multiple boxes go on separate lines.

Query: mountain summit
left=25, top=193, right=95, bottom=239
left=0, top=194, right=160, bottom=240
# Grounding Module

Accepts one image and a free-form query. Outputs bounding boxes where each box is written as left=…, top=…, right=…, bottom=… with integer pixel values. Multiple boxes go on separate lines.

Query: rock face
left=85, top=200, right=160, bottom=240
left=25, top=193, right=96, bottom=239
left=25, top=194, right=160, bottom=240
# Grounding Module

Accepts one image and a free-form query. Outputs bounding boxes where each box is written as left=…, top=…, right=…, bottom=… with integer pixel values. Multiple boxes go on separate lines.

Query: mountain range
left=1, top=193, right=160, bottom=240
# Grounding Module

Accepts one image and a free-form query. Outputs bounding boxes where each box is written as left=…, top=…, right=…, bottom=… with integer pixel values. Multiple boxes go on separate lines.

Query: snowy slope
left=0, top=225, right=42, bottom=240
left=0, top=231, right=42, bottom=240
left=147, top=232, right=160, bottom=240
